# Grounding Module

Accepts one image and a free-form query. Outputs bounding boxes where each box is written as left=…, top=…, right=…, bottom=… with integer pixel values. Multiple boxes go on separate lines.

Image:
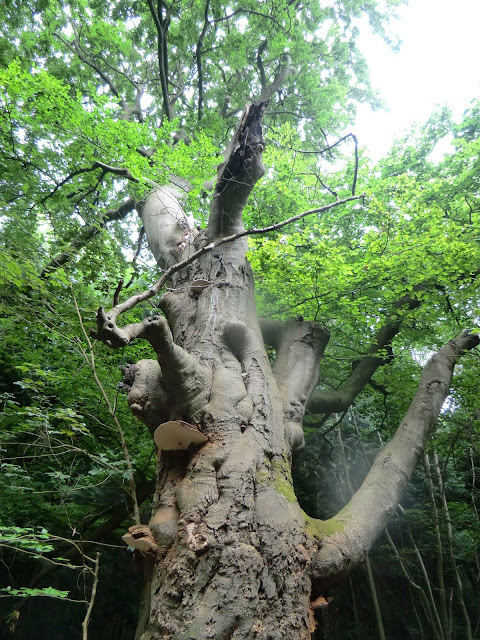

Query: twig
left=71, top=287, right=141, bottom=525
left=82, top=552, right=100, bottom=640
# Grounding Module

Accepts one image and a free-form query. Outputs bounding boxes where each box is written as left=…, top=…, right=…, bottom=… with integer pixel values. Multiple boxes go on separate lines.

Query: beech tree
left=2, top=1, right=480, bottom=638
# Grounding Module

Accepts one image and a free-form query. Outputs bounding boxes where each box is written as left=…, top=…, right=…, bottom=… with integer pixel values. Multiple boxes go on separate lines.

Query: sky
left=354, top=0, right=480, bottom=160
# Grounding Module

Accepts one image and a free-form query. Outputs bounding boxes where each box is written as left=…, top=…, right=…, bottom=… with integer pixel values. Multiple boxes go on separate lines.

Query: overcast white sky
left=354, top=0, right=480, bottom=160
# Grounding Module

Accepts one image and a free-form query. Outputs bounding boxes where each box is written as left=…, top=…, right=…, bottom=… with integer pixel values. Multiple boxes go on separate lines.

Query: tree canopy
left=1, top=0, right=480, bottom=638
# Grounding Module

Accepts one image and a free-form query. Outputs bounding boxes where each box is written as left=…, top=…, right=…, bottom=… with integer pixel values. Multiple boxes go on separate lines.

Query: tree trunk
left=140, top=240, right=319, bottom=639
left=91, top=103, right=480, bottom=640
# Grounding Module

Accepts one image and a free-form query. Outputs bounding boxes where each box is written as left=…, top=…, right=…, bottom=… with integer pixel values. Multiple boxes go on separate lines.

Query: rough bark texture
left=92, top=105, right=479, bottom=640
left=140, top=239, right=317, bottom=639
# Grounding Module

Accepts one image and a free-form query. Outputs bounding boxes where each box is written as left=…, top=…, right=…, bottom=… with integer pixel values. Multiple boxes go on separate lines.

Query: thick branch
left=140, top=187, right=195, bottom=270
left=256, top=40, right=268, bottom=96
left=42, top=198, right=136, bottom=275
left=196, top=0, right=210, bottom=122
left=92, top=309, right=168, bottom=350
left=207, top=102, right=268, bottom=239
left=92, top=307, right=208, bottom=418
left=272, top=320, right=329, bottom=409
left=121, top=86, right=145, bottom=122
left=311, top=330, right=480, bottom=590
left=147, top=0, right=172, bottom=120
left=268, top=319, right=330, bottom=452
left=258, top=53, right=295, bottom=102
left=307, top=299, right=420, bottom=415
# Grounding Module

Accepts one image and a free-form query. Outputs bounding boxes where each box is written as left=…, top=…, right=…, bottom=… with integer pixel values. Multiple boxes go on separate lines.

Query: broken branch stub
left=140, top=187, right=196, bottom=270
left=208, top=101, right=269, bottom=238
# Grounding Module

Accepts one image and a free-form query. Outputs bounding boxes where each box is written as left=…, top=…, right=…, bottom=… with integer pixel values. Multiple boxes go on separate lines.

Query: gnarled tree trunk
left=92, top=103, right=479, bottom=640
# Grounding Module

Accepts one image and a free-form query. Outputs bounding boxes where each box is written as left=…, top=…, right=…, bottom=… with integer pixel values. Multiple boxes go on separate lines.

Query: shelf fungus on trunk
left=189, top=279, right=211, bottom=294
left=153, top=420, right=208, bottom=450
left=122, top=525, right=158, bottom=553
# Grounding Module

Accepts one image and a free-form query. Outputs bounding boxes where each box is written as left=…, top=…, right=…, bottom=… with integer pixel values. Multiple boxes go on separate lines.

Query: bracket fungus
left=190, top=279, right=210, bottom=294
left=122, top=525, right=158, bottom=553
left=153, top=420, right=208, bottom=450
left=310, top=596, right=333, bottom=610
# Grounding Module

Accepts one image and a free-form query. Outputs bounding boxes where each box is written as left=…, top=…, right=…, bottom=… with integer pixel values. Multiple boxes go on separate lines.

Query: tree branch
left=92, top=313, right=210, bottom=422
left=55, top=31, right=121, bottom=99
left=124, top=226, right=145, bottom=289
left=55, top=30, right=141, bottom=121
left=213, top=8, right=284, bottom=31
left=92, top=192, right=362, bottom=326
left=146, top=0, right=172, bottom=120
left=140, top=187, right=195, bottom=270
left=42, top=197, right=136, bottom=276
left=263, top=319, right=330, bottom=453
left=196, top=0, right=211, bottom=122
left=258, top=53, right=295, bottom=102
left=310, top=330, right=480, bottom=590
left=256, top=40, right=268, bottom=96
left=207, top=101, right=268, bottom=238
left=306, top=298, right=421, bottom=416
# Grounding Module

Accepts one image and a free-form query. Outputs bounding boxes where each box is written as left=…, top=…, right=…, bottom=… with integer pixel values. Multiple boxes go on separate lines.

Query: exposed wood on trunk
left=208, top=101, right=268, bottom=238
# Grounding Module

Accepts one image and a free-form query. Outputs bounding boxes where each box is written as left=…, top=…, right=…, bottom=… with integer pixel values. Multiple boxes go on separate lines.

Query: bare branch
left=82, top=552, right=100, bottom=640
left=196, top=0, right=211, bottom=122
